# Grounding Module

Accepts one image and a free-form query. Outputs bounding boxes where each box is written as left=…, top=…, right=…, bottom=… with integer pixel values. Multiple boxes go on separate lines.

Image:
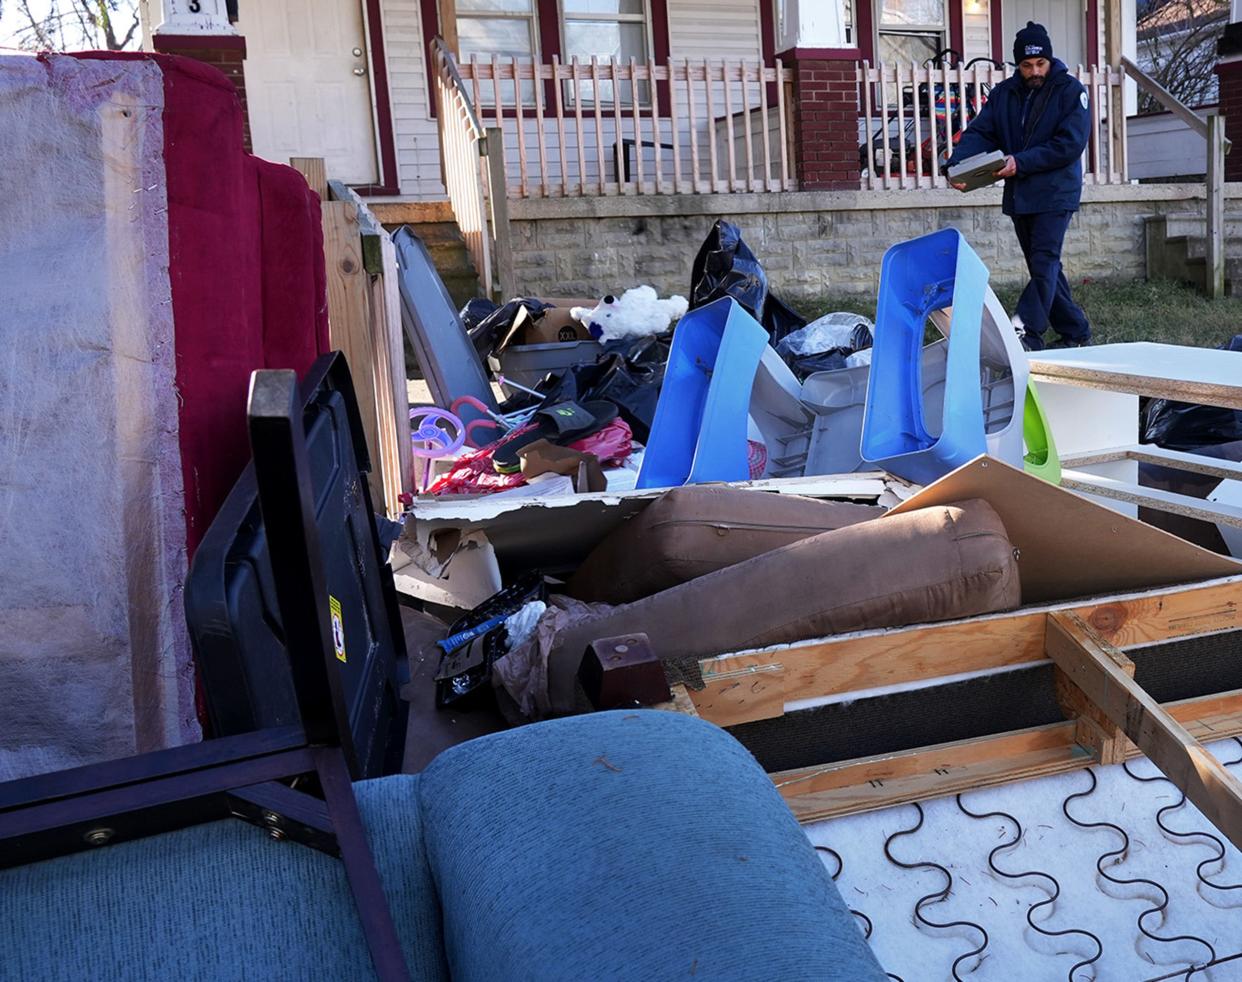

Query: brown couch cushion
left=567, top=486, right=884, bottom=605
left=538, top=499, right=1019, bottom=716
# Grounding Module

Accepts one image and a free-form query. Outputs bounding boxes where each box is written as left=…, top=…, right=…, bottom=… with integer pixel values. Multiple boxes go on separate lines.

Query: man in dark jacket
left=947, top=22, right=1092, bottom=350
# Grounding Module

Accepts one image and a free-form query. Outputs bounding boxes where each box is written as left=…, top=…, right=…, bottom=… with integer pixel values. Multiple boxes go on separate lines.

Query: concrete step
left=1146, top=212, right=1242, bottom=239
left=1182, top=253, right=1242, bottom=296
left=1164, top=234, right=1242, bottom=260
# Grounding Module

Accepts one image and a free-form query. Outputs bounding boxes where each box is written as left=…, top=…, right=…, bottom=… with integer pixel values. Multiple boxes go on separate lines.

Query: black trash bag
left=688, top=219, right=806, bottom=346
left=460, top=297, right=500, bottom=332
left=1143, top=335, right=1242, bottom=452
left=850, top=322, right=874, bottom=352
left=463, top=297, right=554, bottom=362
left=503, top=335, right=669, bottom=443
left=790, top=351, right=850, bottom=375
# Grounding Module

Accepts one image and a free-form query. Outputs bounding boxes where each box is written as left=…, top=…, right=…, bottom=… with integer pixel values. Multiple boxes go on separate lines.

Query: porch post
left=776, top=0, right=860, bottom=191
left=150, top=0, right=250, bottom=151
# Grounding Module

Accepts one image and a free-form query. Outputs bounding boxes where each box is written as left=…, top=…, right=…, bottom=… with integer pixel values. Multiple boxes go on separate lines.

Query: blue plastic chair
left=636, top=298, right=769, bottom=489
left=861, top=228, right=989, bottom=485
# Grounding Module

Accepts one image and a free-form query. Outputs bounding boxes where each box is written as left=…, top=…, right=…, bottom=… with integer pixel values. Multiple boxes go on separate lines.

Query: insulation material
left=807, top=740, right=1242, bottom=981
left=0, top=55, right=195, bottom=777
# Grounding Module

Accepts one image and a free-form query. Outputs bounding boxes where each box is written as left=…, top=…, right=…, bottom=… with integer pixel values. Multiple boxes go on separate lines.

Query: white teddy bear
left=570, top=286, right=689, bottom=343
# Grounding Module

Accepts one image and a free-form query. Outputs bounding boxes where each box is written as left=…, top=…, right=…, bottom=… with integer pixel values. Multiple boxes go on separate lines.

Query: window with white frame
left=877, top=0, right=950, bottom=66
left=456, top=0, right=539, bottom=104
left=561, top=0, right=651, bottom=105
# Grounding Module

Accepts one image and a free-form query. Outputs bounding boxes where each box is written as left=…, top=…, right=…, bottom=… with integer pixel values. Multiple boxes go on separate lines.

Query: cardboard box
left=497, top=298, right=597, bottom=352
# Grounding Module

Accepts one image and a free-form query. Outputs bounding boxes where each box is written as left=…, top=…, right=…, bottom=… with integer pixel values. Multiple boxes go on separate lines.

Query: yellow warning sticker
left=329, top=595, right=346, bottom=663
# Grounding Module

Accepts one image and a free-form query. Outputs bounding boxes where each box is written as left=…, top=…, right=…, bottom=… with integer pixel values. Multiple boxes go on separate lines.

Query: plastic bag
left=1143, top=334, right=1242, bottom=451
left=464, top=297, right=553, bottom=361
left=528, top=336, right=669, bottom=443
left=775, top=312, right=875, bottom=378
left=688, top=219, right=806, bottom=346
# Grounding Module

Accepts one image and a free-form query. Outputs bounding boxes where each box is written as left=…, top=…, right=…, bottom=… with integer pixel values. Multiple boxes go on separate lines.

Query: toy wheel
left=408, top=407, right=466, bottom=458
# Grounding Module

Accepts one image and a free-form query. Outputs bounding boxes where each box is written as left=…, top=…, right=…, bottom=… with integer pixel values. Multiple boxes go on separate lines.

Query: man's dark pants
left=1010, top=210, right=1091, bottom=349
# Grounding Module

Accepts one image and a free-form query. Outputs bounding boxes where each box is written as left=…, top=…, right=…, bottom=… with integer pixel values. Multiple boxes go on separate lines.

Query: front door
left=238, top=0, right=380, bottom=185
left=1001, top=0, right=1085, bottom=71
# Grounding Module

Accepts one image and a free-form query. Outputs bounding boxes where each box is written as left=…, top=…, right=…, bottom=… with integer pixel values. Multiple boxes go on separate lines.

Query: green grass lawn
left=793, top=278, right=1242, bottom=349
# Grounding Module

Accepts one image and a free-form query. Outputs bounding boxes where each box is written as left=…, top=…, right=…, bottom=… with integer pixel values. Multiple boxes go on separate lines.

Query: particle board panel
left=1028, top=341, right=1242, bottom=410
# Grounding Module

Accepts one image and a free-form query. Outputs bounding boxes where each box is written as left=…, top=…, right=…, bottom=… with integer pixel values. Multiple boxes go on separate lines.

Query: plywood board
left=1029, top=341, right=1242, bottom=410
left=886, top=456, right=1240, bottom=603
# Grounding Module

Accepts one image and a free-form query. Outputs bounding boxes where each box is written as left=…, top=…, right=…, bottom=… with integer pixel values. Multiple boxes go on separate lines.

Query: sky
left=0, top=0, right=143, bottom=53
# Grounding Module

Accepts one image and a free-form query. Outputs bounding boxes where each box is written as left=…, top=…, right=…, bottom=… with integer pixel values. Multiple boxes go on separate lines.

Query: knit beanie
left=1013, top=21, right=1052, bottom=63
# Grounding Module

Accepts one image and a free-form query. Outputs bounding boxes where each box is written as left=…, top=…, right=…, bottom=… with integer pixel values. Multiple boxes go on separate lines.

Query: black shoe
left=1047, top=336, right=1090, bottom=349
left=1019, top=335, right=1044, bottom=352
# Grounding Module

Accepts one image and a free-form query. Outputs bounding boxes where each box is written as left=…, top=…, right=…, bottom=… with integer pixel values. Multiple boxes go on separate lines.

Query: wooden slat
left=533, top=60, right=549, bottom=197
left=322, top=201, right=385, bottom=512
left=1089, top=66, right=1101, bottom=182
left=704, top=61, right=720, bottom=192
left=776, top=58, right=791, bottom=189
left=1053, top=629, right=1134, bottom=765
left=741, top=61, right=756, bottom=191
left=878, top=64, right=893, bottom=190
left=1047, top=611, right=1242, bottom=852
left=629, top=58, right=644, bottom=191
left=910, top=62, right=923, bottom=184
left=686, top=59, right=702, bottom=192
left=552, top=57, right=570, bottom=197
left=1104, top=66, right=1116, bottom=182
left=775, top=688, right=1242, bottom=823
left=290, top=157, right=327, bottom=199
left=690, top=575, right=1242, bottom=727
left=374, top=233, right=411, bottom=511
left=757, top=62, right=772, bottom=189
left=895, top=64, right=908, bottom=186
left=327, top=180, right=383, bottom=275
left=861, top=62, right=876, bottom=190
left=648, top=57, right=663, bottom=193
left=590, top=57, right=607, bottom=195
left=511, top=56, right=529, bottom=196
left=686, top=661, right=787, bottom=726
left=669, top=61, right=684, bottom=192
left=572, top=58, right=588, bottom=196
left=611, top=61, right=626, bottom=192
left=722, top=60, right=737, bottom=191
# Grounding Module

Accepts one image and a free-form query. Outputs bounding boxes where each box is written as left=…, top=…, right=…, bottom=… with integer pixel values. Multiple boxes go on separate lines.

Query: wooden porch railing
left=454, top=55, right=797, bottom=197
left=432, top=39, right=493, bottom=295
left=857, top=61, right=1130, bottom=191
left=1122, top=55, right=1231, bottom=299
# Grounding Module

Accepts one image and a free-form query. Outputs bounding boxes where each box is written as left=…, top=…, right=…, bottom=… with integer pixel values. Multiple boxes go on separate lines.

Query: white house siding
left=381, top=0, right=448, bottom=197
left=1001, top=0, right=1083, bottom=69
left=963, top=4, right=992, bottom=63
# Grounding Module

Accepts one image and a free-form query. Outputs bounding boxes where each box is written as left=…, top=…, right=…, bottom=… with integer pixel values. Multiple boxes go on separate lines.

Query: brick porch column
left=150, top=0, right=250, bottom=151
left=782, top=49, right=862, bottom=191
left=1216, top=26, right=1242, bottom=182
left=152, top=35, right=250, bottom=152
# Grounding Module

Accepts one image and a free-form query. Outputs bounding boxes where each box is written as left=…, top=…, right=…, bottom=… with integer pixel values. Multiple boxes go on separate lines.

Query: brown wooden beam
left=691, top=575, right=1242, bottom=728
left=1046, top=611, right=1242, bottom=853
left=773, top=687, right=1242, bottom=823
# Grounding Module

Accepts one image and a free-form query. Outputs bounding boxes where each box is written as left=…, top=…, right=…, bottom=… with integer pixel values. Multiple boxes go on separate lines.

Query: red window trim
left=422, top=0, right=673, bottom=119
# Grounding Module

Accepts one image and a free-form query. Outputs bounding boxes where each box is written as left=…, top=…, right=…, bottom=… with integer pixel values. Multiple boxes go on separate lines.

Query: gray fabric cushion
left=0, top=774, right=447, bottom=981
left=418, top=710, right=887, bottom=982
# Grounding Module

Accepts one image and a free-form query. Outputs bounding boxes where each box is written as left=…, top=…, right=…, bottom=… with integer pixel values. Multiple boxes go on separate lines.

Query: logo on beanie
left=1025, top=44, right=1043, bottom=55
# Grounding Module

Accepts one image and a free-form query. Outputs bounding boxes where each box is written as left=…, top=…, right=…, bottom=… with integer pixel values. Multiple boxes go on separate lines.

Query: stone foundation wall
left=505, top=184, right=1235, bottom=305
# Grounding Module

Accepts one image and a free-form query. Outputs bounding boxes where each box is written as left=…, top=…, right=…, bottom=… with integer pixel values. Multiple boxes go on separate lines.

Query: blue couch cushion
left=0, top=774, right=447, bottom=981
left=418, top=710, right=886, bottom=982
